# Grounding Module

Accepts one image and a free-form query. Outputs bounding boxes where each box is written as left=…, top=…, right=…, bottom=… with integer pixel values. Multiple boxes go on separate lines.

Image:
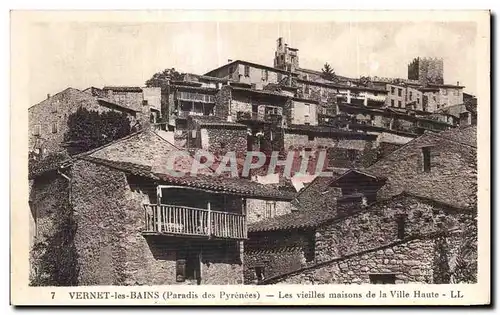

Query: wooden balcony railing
left=143, top=204, right=247, bottom=240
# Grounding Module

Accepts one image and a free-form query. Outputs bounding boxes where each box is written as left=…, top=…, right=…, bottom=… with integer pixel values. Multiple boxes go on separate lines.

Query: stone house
left=185, top=115, right=248, bottom=159
left=166, top=83, right=219, bottom=130
left=337, top=102, right=455, bottom=136
left=435, top=103, right=477, bottom=127
left=428, top=83, right=465, bottom=110
left=367, top=126, right=477, bottom=209
left=29, top=128, right=294, bottom=286
left=244, top=126, right=477, bottom=284
left=84, top=86, right=162, bottom=125
left=204, top=59, right=296, bottom=87
left=29, top=87, right=140, bottom=157
left=246, top=192, right=474, bottom=285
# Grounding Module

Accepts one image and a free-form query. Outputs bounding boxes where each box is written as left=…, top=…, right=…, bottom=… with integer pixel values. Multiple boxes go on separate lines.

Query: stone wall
left=29, top=88, right=108, bottom=155
left=29, top=173, right=69, bottom=246
left=29, top=172, right=71, bottom=284
left=314, top=195, right=473, bottom=262
left=214, top=85, right=232, bottom=120
left=267, top=238, right=437, bottom=284
left=283, top=133, right=335, bottom=151
left=105, top=90, right=144, bottom=112
left=244, top=229, right=316, bottom=284
left=201, top=127, right=247, bottom=159
left=237, top=64, right=280, bottom=85
left=368, top=130, right=477, bottom=209
left=251, top=192, right=474, bottom=285
left=246, top=199, right=291, bottom=224
left=438, top=87, right=464, bottom=109
left=69, top=159, right=243, bottom=285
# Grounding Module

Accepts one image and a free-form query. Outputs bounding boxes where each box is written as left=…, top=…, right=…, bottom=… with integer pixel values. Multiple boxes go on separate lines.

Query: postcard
left=10, top=10, right=490, bottom=306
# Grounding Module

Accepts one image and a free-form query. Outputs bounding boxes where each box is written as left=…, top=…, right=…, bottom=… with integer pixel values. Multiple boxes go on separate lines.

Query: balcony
left=177, top=91, right=215, bottom=103
left=143, top=204, right=247, bottom=240
left=236, top=111, right=281, bottom=124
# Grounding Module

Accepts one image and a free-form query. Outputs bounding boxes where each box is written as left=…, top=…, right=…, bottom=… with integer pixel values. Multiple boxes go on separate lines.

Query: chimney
left=228, top=59, right=233, bottom=63
left=47, top=94, right=51, bottom=99
left=457, top=81, right=460, bottom=86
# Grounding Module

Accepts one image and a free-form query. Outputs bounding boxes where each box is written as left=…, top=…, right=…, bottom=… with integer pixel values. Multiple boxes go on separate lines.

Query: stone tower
left=407, top=57, right=444, bottom=86
left=274, top=37, right=299, bottom=72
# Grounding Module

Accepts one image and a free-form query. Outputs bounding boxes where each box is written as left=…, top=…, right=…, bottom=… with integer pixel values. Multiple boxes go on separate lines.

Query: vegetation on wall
left=64, top=107, right=135, bottom=155
left=432, top=236, right=451, bottom=284
left=451, top=217, right=478, bottom=283
left=30, top=183, right=79, bottom=286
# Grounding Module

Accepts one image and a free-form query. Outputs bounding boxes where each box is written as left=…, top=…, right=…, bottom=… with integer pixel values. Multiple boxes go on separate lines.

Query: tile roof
left=96, top=97, right=141, bottom=113
left=189, top=116, right=247, bottom=128
left=248, top=190, right=471, bottom=233
left=80, top=155, right=295, bottom=200
left=229, top=86, right=291, bottom=99
left=431, top=125, right=477, bottom=148
left=103, top=86, right=143, bottom=92
left=284, top=124, right=378, bottom=139
left=33, top=128, right=293, bottom=200
left=249, top=169, right=384, bottom=232
left=204, top=60, right=299, bottom=77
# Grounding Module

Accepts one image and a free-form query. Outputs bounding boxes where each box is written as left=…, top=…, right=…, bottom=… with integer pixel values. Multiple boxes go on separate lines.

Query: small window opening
left=396, top=215, right=406, bottom=239
left=422, top=147, right=431, bottom=172
left=369, top=274, right=396, bottom=284
left=255, top=267, right=265, bottom=281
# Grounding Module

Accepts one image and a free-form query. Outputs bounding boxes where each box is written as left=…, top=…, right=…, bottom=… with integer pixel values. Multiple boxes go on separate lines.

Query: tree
left=359, top=76, right=372, bottom=87
left=145, top=68, right=184, bottom=87
left=64, top=107, right=135, bottom=155
left=321, top=63, right=336, bottom=81
left=451, top=217, right=478, bottom=283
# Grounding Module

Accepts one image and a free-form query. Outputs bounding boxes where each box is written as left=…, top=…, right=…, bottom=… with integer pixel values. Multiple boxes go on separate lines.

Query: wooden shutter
left=176, top=258, right=186, bottom=282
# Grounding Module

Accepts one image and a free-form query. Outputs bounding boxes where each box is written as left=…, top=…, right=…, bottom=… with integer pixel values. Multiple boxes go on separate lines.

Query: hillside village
left=28, top=38, right=478, bottom=286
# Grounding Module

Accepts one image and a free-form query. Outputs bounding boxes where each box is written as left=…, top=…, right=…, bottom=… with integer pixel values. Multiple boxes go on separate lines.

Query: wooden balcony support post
left=156, top=186, right=162, bottom=232
left=207, top=201, right=211, bottom=239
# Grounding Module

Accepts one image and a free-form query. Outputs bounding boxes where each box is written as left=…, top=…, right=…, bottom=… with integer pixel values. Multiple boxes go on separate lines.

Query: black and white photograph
left=10, top=10, right=490, bottom=306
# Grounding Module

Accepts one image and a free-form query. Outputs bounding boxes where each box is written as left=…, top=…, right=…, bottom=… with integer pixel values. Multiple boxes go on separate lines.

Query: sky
left=28, top=20, right=478, bottom=104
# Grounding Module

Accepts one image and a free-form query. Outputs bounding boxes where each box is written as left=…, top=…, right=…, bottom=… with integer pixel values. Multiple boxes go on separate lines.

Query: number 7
left=51, top=292, right=55, bottom=299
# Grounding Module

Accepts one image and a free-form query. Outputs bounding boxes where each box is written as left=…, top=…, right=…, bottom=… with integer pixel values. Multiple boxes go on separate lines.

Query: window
left=391, top=87, right=395, bottom=94
left=262, top=69, right=269, bottom=81
left=391, top=99, right=395, bottom=107
left=308, top=135, right=315, bottom=141
left=417, top=97, right=421, bottom=104
left=422, top=147, right=431, bottom=172
left=397, top=100, right=402, bottom=107
left=51, top=101, right=59, bottom=113
left=304, top=104, right=310, bottom=115
left=51, top=122, right=58, bottom=133
left=176, top=251, right=201, bottom=283
left=244, top=65, right=250, bottom=77
left=369, top=274, right=396, bottom=284
left=228, top=66, right=234, bottom=75
left=398, top=88, right=402, bottom=97
left=255, top=267, right=265, bottom=281
left=409, top=92, right=413, bottom=100
left=304, top=233, right=316, bottom=262
left=396, top=215, right=406, bottom=239
left=265, top=201, right=276, bottom=218
left=33, top=124, right=41, bottom=136
left=442, top=89, right=447, bottom=95
left=304, top=85, right=310, bottom=95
